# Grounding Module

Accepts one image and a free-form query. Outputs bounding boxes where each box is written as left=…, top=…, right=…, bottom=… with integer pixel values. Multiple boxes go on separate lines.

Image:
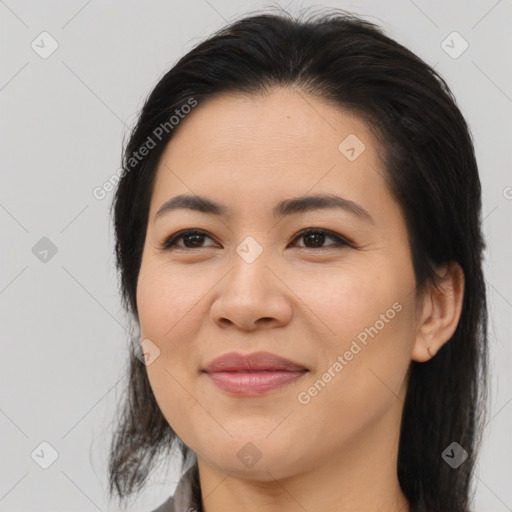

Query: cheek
left=295, top=265, right=414, bottom=410
left=136, top=263, right=207, bottom=444
left=136, top=260, right=210, bottom=341
left=146, top=362, right=204, bottom=453
left=290, top=263, right=408, bottom=347
left=136, top=263, right=203, bottom=400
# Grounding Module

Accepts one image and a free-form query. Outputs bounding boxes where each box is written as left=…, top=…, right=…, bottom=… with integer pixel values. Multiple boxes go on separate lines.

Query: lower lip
left=205, top=370, right=307, bottom=395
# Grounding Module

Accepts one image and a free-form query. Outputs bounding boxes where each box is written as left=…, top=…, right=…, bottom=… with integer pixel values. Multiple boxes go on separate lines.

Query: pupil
left=185, top=234, right=203, bottom=247
left=305, top=233, right=324, bottom=248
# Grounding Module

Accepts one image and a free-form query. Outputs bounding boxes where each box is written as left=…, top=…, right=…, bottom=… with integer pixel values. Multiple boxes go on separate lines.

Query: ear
left=411, top=261, right=465, bottom=362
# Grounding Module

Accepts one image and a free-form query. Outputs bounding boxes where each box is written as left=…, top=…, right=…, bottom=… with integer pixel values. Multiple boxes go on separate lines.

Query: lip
left=204, top=351, right=308, bottom=373
left=203, top=351, right=309, bottom=396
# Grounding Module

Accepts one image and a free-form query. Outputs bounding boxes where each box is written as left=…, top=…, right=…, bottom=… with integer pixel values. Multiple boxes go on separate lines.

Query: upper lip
left=203, top=351, right=308, bottom=373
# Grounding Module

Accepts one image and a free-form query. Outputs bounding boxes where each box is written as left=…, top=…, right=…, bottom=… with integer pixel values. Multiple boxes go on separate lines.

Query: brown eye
left=291, top=229, right=351, bottom=249
left=159, top=228, right=352, bottom=252
left=159, top=230, right=216, bottom=251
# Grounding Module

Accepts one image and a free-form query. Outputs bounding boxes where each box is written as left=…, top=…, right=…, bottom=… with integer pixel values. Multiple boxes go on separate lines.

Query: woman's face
left=137, top=88, right=424, bottom=480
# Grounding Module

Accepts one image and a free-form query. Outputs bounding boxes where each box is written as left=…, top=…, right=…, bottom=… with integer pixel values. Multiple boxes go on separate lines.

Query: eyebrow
left=154, top=193, right=374, bottom=224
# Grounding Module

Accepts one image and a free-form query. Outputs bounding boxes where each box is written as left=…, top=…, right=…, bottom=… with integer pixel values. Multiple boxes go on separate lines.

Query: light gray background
left=1, top=1, right=511, bottom=511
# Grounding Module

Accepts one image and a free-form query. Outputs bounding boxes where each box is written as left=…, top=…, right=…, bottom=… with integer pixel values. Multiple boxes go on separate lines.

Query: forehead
left=162, top=88, right=377, bottom=164
left=150, top=88, right=394, bottom=225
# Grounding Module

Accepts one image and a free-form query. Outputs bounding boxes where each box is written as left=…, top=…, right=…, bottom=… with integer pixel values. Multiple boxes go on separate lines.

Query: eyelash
left=158, top=228, right=353, bottom=252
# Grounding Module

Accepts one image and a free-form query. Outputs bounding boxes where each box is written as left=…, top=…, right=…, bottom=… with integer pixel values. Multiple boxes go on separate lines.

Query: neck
left=196, top=393, right=410, bottom=512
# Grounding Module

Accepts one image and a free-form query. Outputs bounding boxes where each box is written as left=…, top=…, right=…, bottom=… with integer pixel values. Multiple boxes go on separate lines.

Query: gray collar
left=151, top=463, right=202, bottom=512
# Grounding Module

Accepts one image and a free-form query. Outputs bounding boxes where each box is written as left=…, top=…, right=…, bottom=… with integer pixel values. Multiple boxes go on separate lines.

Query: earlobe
left=411, top=262, right=465, bottom=363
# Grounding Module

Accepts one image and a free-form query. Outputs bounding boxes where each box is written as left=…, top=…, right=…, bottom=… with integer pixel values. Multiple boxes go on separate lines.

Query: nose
left=209, top=249, right=293, bottom=332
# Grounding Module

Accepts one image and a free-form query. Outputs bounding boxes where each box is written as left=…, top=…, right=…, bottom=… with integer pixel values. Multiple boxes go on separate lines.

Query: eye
left=290, top=228, right=352, bottom=250
left=158, top=228, right=352, bottom=252
left=158, top=229, right=217, bottom=251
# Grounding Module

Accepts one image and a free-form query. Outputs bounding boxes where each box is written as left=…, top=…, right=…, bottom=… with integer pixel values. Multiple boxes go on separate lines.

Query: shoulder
left=149, top=463, right=202, bottom=512
left=150, top=495, right=176, bottom=512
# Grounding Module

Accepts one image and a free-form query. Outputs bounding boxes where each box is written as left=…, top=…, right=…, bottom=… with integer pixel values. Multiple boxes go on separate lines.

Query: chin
left=210, top=455, right=293, bottom=481
left=199, top=437, right=308, bottom=481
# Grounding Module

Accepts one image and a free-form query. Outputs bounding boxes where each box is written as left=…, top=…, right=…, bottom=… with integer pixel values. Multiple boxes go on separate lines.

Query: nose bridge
left=226, top=234, right=272, bottom=295
left=235, top=234, right=266, bottom=266
left=209, top=233, right=292, bottom=329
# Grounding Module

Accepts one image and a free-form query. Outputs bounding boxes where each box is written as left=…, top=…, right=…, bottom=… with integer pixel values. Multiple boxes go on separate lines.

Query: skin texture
left=136, top=88, right=465, bottom=512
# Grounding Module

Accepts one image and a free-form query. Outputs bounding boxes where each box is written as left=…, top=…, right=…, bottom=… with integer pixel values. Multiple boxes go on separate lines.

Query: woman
left=107, top=8, right=489, bottom=512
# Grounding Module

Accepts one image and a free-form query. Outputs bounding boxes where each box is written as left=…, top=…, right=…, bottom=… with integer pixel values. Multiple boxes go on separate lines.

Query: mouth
left=202, top=351, right=309, bottom=396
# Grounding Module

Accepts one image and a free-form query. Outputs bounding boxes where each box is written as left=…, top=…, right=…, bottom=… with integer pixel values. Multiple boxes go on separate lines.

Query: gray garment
left=150, top=463, right=203, bottom=512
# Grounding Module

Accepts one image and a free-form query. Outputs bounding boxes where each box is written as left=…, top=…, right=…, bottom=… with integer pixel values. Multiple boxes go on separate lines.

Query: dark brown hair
left=108, top=7, right=489, bottom=511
